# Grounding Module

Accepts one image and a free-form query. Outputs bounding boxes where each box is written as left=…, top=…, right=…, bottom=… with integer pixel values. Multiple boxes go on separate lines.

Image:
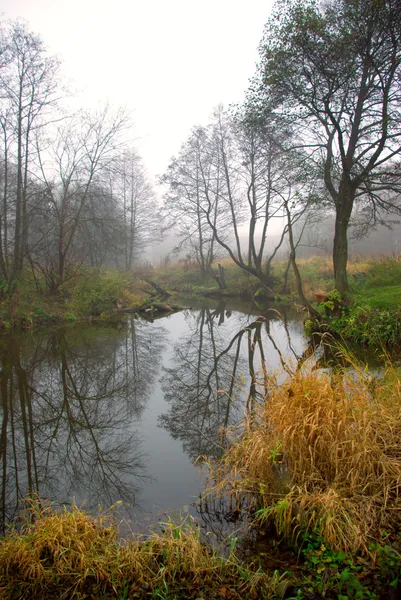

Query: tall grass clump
left=0, top=501, right=278, bottom=599
left=205, top=361, right=401, bottom=556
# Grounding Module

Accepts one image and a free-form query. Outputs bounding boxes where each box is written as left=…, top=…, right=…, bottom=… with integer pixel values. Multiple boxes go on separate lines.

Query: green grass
left=348, top=257, right=401, bottom=310
left=296, top=256, right=401, bottom=349
left=153, top=258, right=260, bottom=298
left=353, top=284, right=401, bottom=309
left=0, top=266, right=146, bottom=329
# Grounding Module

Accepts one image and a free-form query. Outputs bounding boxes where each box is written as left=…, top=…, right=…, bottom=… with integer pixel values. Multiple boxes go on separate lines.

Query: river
left=0, top=299, right=309, bottom=535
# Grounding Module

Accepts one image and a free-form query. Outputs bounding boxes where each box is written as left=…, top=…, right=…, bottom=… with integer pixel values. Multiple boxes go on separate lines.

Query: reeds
left=0, top=501, right=278, bottom=599
left=206, top=360, right=401, bottom=556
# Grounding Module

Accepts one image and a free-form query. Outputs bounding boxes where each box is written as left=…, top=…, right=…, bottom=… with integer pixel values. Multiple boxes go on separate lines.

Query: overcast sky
left=1, top=0, right=274, bottom=179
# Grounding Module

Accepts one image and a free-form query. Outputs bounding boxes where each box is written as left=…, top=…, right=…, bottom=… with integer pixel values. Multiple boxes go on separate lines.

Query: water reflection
left=159, top=304, right=308, bottom=461
left=0, top=319, right=166, bottom=531
left=0, top=303, right=309, bottom=533
left=160, top=307, right=247, bottom=461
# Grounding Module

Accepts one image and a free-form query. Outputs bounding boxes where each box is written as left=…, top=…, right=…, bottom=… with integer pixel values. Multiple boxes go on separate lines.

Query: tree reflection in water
left=160, top=304, right=307, bottom=463
left=0, top=318, right=166, bottom=532
left=159, top=304, right=309, bottom=543
left=0, top=304, right=310, bottom=536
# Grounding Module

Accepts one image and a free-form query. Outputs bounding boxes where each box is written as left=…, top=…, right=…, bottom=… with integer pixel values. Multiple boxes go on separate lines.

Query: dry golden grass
left=206, top=362, right=401, bottom=556
left=0, top=501, right=278, bottom=599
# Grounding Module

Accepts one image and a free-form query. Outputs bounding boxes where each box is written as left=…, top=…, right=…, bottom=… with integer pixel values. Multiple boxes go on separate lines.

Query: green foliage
left=331, top=306, right=401, bottom=349
left=299, top=532, right=377, bottom=599
left=302, top=257, right=401, bottom=349
left=254, top=287, right=266, bottom=298
left=65, top=269, right=127, bottom=317
left=32, top=306, right=50, bottom=324
left=0, top=276, right=9, bottom=296
left=293, top=532, right=401, bottom=598
left=273, top=293, right=294, bottom=303
left=300, top=532, right=377, bottom=600
left=64, top=312, right=77, bottom=321
left=304, top=318, right=314, bottom=337
left=313, top=288, right=344, bottom=317
left=0, top=309, right=12, bottom=329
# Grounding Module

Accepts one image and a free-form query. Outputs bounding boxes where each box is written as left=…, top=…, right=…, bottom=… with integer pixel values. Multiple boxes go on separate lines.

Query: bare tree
left=32, top=106, right=129, bottom=292
left=162, top=108, right=297, bottom=294
left=0, top=20, right=61, bottom=287
left=108, top=149, right=159, bottom=269
left=76, top=183, right=122, bottom=268
left=204, top=108, right=291, bottom=294
left=161, top=124, right=225, bottom=281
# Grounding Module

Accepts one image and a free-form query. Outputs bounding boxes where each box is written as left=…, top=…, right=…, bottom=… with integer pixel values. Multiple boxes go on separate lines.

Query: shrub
left=205, top=363, right=401, bottom=557
left=65, top=269, right=127, bottom=317
left=331, top=306, right=401, bottom=348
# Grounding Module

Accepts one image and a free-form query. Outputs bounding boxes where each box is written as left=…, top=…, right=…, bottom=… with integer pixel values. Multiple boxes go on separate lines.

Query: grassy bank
left=2, top=357, right=401, bottom=598
left=0, top=501, right=280, bottom=600
left=0, top=267, right=145, bottom=329
left=204, top=356, right=401, bottom=598
left=151, top=255, right=401, bottom=350
left=298, top=256, right=401, bottom=350
left=2, top=255, right=401, bottom=353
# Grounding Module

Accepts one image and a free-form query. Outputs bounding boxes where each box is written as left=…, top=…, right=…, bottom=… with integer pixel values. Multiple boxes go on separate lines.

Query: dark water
left=0, top=300, right=309, bottom=534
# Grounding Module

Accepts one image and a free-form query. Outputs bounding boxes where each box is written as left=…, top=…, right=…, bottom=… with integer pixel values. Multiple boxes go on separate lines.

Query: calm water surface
left=0, top=300, right=309, bottom=533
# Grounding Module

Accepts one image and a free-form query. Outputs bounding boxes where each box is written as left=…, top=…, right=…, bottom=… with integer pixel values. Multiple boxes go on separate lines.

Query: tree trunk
left=143, top=278, right=171, bottom=299
left=333, top=185, right=354, bottom=296
left=281, top=255, right=291, bottom=294
left=12, top=87, right=24, bottom=286
left=218, top=263, right=226, bottom=289
left=209, top=263, right=227, bottom=291
left=285, top=201, right=320, bottom=319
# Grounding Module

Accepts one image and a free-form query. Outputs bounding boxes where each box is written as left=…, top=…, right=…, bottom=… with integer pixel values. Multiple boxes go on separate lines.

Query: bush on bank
left=204, top=359, right=401, bottom=598
left=0, top=267, right=143, bottom=329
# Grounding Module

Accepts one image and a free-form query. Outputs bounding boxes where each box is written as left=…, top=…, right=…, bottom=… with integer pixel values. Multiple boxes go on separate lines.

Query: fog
left=144, top=216, right=401, bottom=267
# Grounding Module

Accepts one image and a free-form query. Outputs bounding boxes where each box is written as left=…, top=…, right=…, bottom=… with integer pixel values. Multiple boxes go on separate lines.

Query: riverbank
left=1, top=353, right=401, bottom=599
left=0, top=266, right=146, bottom=329
left=2, top=256, right=401, bottom=352
left=202, top=352, right=401, bottom=599
left=0, top=500, right=277, bottom=600
left=154, top=255, right=401, bottom=351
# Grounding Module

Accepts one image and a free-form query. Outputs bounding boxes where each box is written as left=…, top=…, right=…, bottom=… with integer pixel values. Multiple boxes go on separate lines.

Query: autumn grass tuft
left=205, top=358, right=401, bottom=556
left=0, top=500, right=280, bottom=599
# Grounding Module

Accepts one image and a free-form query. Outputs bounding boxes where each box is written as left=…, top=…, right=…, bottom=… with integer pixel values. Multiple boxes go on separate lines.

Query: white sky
left=1, top=0, right=274, bottom=180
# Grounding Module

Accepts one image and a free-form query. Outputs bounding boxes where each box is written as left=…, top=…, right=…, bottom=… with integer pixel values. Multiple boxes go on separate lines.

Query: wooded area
left=0, top=21, right=158, bottom=296
left=1, top=0, right=401, bottom=306
left=162, top=0, right=401, bottom=297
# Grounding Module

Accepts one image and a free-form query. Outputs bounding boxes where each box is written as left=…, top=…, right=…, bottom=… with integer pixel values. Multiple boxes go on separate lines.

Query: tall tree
left=162, top=108, right=296, bottom=293
left=161, top=125, right=224, bottom=279
left=251, top=0, right=401, bottom=294
left=204, top=108, right=289, bottom=291
left=0, top=20, right=60, bottom=286
left=34, top=106, right=128, bottom=291
left=108, top=149, right=158, bottom=269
